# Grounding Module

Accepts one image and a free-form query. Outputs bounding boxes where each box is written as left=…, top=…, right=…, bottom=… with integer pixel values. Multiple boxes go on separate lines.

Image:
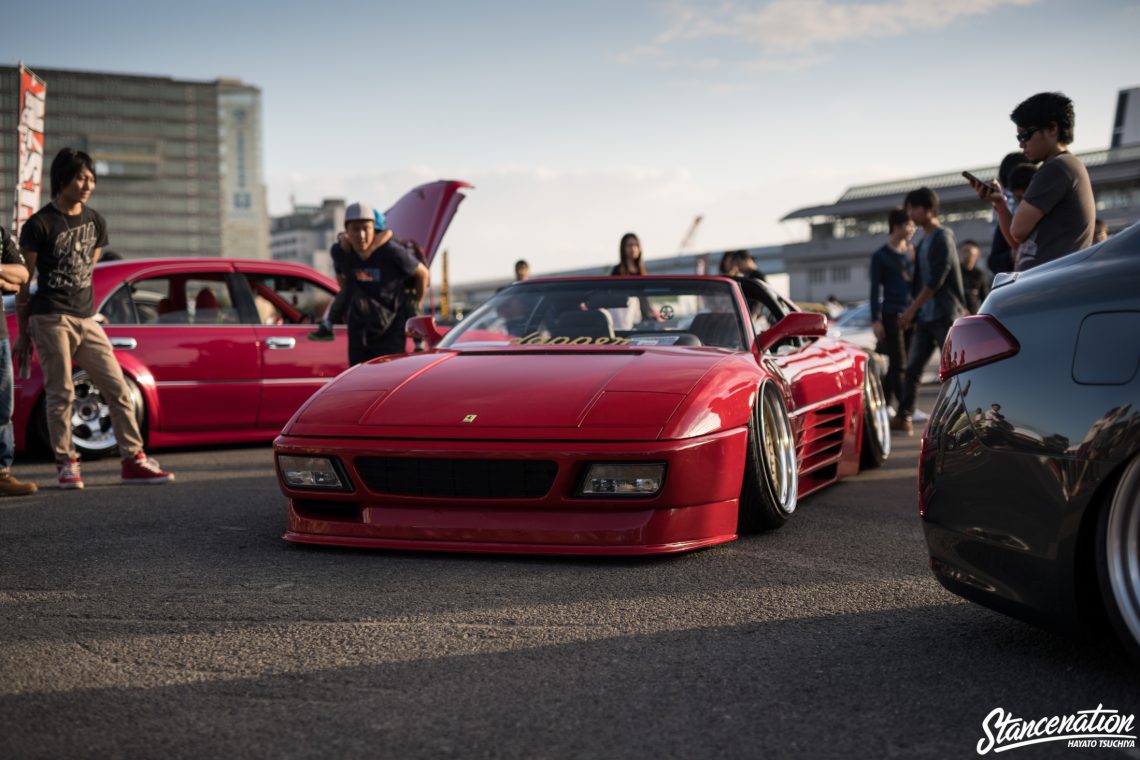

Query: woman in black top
left=611, top=232, right=647, bottom=275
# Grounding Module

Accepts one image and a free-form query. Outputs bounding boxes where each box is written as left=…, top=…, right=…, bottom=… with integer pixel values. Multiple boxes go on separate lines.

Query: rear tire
left=1096, top=455, right=1140, bottom=663
left=737, top=382, right=798, bottom=533
left=859, top=361, right=891, bottom=470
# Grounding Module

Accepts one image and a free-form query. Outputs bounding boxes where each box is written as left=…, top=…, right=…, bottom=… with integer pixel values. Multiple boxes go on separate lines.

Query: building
left=270, top=199, right=345, bottom=278
left=218, top=79, right=270, bottom=261
left=780, top=88, right=1140, bottom=303
left=0, top=65, right=268, bottom=259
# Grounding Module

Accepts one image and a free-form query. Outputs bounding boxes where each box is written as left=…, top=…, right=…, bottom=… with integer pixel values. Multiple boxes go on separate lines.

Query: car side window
left=99, top=284, right=138, bottom=325
left=128, top=275, right=238, bottom=325
left=243, top=274, right=334, bottom=325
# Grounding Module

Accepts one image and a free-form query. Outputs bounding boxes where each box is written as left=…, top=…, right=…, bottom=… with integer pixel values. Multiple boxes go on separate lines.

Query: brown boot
left=0, top=469, right=38, bottom=496
left=890, top=415, right=914, bottom=436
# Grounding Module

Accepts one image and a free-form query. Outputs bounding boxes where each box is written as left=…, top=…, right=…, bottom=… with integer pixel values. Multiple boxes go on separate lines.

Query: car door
left=231, top=264, right=348, bottom=430
left=99, top=263, right=261, bottom=433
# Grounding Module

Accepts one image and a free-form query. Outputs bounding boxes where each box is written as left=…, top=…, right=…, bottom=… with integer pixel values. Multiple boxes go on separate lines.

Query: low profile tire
left=1096, top=456, right=1140, bottom=663
left=859, top=361, right=891, bottom=470
left=66, top=369, right=145, bottom=459
left=738, top=382, right=798, bottom=533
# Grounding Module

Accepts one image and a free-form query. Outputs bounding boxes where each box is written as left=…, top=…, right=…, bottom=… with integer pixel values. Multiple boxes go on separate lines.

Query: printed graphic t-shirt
left=19, top=204, right=108, bottom=318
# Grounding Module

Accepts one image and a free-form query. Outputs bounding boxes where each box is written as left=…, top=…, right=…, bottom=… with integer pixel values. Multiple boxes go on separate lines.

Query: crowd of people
left=869, top=91, right=1102, bottom=435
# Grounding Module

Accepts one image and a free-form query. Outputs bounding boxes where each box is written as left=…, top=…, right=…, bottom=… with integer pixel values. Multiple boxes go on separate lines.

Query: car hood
left=284, top=347, right=734, bottom=440
left=385, top=180, right=472, bottom=267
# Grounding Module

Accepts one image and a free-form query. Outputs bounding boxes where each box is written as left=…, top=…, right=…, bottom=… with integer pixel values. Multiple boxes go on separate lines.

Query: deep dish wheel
left=859, top=360, right=891, bottom=470
left=737, top=382, right=798, bottom=533
left=67, top=369, right=144, bottom=458
left=1097, top=455, right=1140, bottom=662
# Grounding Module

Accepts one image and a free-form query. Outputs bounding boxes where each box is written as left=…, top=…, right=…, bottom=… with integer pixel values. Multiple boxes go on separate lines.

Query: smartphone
left=962, top=170, right=994, bottom=189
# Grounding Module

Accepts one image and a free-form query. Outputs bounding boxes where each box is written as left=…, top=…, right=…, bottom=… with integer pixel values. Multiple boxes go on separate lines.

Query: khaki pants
left=28, top=314, right=144, bottom=462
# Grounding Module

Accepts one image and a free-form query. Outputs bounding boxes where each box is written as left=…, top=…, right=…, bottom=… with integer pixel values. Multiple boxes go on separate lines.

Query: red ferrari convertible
left=274, top=275, right=891, bottom=555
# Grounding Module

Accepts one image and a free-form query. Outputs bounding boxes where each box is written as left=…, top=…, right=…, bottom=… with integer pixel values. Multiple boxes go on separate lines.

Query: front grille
left=354, top=457, right=558, bottom=499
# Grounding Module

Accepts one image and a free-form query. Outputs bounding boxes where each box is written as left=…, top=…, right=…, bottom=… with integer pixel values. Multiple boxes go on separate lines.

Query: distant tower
left=1111, top=87, right=1140, bottom=148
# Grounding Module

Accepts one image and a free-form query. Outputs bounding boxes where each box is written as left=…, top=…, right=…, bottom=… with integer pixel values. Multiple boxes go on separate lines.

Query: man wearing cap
left=324, top=202, right=428, bottom=365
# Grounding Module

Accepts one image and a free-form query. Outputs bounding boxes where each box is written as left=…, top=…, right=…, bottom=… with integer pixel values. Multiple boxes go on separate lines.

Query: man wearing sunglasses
left=967, top=92, right=1094, bottom=271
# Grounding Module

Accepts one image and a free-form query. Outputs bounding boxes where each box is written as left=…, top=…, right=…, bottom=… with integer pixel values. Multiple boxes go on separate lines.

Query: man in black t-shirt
left=16, top=148, right=174, bottom=489
left=334, top=202, right=428, bottom=365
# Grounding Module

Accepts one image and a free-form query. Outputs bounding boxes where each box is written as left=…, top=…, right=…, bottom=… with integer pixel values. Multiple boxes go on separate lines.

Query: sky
left=6, top=0, right=1139, bottom=283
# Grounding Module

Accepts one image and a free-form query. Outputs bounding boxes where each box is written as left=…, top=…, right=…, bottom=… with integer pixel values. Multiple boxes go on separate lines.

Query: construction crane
left=677, top=214, right=703, bottom=254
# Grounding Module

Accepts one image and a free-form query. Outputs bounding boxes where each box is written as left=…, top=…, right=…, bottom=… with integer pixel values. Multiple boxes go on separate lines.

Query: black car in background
left=921, top=221, right=1140, bottom=660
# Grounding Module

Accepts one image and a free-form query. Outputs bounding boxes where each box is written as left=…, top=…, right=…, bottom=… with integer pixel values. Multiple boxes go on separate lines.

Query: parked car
left=920, top=221, right=1140, bottom=661
left=11, top=180, right=471, bottom=456
left=826, top=302, right=887, bottom=377
left=274, top=274, right=892, bottom=556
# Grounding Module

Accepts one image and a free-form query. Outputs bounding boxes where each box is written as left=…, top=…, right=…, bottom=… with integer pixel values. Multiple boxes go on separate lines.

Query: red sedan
left=10, top=180, right=471, bottom=456
left=274, top=275, right=892, bottom=556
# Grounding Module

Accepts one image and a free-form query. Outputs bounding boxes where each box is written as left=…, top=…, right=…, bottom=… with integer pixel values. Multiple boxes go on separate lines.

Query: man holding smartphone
left=967, top=92, right=1094, bottom=270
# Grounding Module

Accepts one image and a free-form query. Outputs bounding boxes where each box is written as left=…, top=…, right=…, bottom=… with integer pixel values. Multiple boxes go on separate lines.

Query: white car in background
left=827, top=302, right=938, bottom=388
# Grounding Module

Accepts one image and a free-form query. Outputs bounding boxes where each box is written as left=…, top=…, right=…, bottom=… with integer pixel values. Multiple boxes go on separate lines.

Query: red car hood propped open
left=385, top=180, right=472, bottom=267
left=285, top=348, right=731, bottom=439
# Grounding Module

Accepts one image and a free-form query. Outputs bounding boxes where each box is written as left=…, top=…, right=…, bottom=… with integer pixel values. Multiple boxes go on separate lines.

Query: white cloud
left=642, top=0, right=1037, bottom=67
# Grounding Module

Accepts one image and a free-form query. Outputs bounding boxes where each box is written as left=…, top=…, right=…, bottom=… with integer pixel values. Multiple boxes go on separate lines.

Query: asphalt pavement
left=1, top=387, right=1137, bottom=760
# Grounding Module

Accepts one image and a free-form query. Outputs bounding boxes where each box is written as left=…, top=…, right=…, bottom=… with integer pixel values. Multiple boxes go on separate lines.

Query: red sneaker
left=57, top=459, right=84, bottom=490
left=121, top=452, right=175, bottom=484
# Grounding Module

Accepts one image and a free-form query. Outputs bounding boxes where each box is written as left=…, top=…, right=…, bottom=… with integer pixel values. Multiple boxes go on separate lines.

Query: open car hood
left=284, top=348, right=730, bottom=440
left=385, top=180, right=472, bottom=267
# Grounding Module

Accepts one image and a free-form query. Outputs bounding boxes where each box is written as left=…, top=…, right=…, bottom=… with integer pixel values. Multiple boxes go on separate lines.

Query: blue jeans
left=0, top=339, right=14, bottom=470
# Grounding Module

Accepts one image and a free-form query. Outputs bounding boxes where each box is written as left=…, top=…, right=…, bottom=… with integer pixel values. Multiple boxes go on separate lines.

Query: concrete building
left=0, top=65, right=267, bottom=259
left=269, top=199, right=345, bottom=279
left=218, top=79, right=270, bottom=261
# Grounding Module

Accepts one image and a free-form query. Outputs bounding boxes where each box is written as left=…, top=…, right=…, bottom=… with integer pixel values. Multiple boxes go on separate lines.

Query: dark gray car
left=920, top=220, right=1140, bottom=661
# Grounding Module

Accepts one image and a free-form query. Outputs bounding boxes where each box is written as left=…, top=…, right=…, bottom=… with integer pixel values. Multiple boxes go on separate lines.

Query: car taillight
left=939, top=315, right=1019, bottom=381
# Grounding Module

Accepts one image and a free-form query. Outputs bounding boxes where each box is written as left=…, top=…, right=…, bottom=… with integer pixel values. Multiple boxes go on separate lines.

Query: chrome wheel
left=70, top=369, right=143, bottom=457
left=861, top=365, right=891, bottom=469
left=1103, top=457, right=1140, bottom=652
left=759, top=383, right=798, bottom=515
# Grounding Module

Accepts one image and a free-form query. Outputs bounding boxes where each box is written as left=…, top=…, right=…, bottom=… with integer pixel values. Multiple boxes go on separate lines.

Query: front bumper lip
left=274, top=428, right=748, bottom=555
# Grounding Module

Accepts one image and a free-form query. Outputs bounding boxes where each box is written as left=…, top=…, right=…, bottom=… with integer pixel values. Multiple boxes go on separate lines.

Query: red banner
left=12, top=65, right=46, bottom=237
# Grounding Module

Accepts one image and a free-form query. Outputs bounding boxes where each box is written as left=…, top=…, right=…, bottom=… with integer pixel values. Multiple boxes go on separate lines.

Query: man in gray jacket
left=893, top=187, right=965, bottom=435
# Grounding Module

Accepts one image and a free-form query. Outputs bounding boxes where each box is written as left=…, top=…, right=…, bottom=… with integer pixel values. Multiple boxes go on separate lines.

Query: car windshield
left=834, top=303, right=871, bottom=329
left=440, top=278, right=747, bottom=351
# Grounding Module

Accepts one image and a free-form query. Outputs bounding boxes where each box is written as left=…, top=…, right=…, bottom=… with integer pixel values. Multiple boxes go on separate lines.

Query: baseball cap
left=344, top=202, right=387, bottom=231
left=344, top=202, right=374, bottom=223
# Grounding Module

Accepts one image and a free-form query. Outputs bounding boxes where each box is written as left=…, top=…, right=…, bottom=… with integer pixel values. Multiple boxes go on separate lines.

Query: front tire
left=1096, top=455, right=1140, bottom=663
left=859, top=361, right=891, bottom=470
left=37, top=370, right=146, bottom=459
left=738, top=382, right=798, bottom=533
